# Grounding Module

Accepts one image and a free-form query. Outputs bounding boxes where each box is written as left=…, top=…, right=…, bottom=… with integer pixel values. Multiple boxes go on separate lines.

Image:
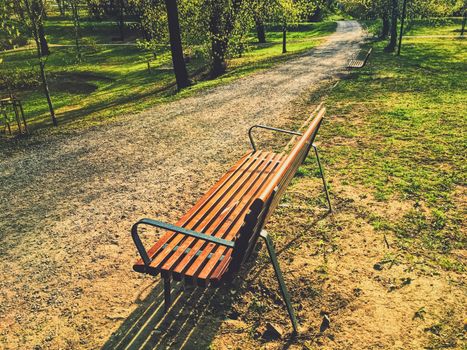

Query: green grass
left=361, top=17, right=465, bottom=37
left=0, top=20, right=336, bottom=132
left=302, top=28, right=466, bottom=271
left=44, top=17, right=141, bottom=45
left=404, top=17, right=464, bottom=35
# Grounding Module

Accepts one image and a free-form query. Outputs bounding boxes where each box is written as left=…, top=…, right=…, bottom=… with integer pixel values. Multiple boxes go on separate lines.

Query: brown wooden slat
left=209, top=147, right=306, bottom=283
left=146, top=152, right=269, bottom=272
left=167, top=153, right=280, bottom=280
left=158, top=152, right=275, bottom=276
left=187, top=153, right=284, bottom=285
left=210, top=108, right=324, bottom=282
left=133, top=152, right=253, bottom=271
left=256, top=108, right=325, bottom=206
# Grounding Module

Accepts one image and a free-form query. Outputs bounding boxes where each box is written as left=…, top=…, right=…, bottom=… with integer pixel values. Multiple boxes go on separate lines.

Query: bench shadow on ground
left=101, top=278, right=232, bottom=350
left=102, top=209, right=329, bottom=350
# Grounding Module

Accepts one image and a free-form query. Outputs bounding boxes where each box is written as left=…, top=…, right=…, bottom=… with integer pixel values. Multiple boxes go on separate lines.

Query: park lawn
left=404, top=17, right=464, bottom=35
left=303, top=35, right=466, bottom=272
left=361, top=16, right=464, bottom=38
left=44, top=17, right=141, bottom=45
left=0, top=21, right=336, bottom=132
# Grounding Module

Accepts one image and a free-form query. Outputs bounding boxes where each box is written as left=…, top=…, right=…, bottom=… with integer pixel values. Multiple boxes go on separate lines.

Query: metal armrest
left=131, top=218, right=235, bottom=266
left=248, top=125, right=302, bottom=152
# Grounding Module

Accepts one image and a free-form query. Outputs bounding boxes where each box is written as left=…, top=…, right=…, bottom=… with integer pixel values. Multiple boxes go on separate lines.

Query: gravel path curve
left=0, top=21, right=364, bottom=349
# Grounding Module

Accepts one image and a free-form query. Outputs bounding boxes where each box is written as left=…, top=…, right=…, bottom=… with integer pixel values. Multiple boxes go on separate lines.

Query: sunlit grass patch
left=301, top=32, right=466, bottom=271
left=0, top=21, right=336, bottom=133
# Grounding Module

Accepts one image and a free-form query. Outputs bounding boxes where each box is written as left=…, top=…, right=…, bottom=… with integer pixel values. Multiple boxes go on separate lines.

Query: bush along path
left=0, top=21, right=366, bottom=349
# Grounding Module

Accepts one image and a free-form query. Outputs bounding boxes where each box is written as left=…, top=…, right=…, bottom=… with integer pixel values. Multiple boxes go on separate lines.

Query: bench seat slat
left=149, top=152, right=271, bottom=272
left=134, top=152, right=256, bottom=270
left=189, top=152, right=284, bottom=285
left=160, top=152, right=276, bottom=276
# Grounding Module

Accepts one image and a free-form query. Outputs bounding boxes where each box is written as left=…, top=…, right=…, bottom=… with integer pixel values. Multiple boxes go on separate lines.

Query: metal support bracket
left=312, top=143, right=332, bottom=212
left=131, top=218, right=235, bottom=266
left=259, top=230, right=299, bottom=334
left=249, top=125, right=302, bottom=152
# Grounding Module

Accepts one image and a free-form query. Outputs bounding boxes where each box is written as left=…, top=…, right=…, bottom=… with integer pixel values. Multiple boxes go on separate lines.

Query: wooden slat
left=209, top=108, right=324, bottom=283
left=146, top=152, right=269, bottom=272
left=257, top=107, right=325, bottom=206
left=159, top=152, right=276, bottom=276
left=187, top=153, right=284, bottom=285
left=133, top=152, right=253, bottom=271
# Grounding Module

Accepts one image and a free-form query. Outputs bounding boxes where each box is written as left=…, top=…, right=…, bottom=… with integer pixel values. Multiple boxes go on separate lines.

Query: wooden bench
left=131, top=107, right=331, bottom=333
left=347, top=47, right=372, bottom=69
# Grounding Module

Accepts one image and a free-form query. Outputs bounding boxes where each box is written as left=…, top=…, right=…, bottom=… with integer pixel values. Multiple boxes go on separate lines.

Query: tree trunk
left=461, top=11, right=466, bottom=36
left=384, top=0, right=398, bottom=52
left=164, top=0, right=190, bottom=90
left=39, top=59, right=57, bottom=126
left=397, top=0, right=408, bottom=55
left=381, top=12, right=390, bottom=38
left=208, top=0, right=242, bottom=78
left=56, top=0, right=65, bottom=16
left=118, top=0, right=124, bottom=41
left=40, top=0, right=47, bottom=19
left=38, top=22, right=50, bottom=56
left=282, top=23, right=287, bottom=53
left=308, top=7, right=322, bottom=22
left=209, top=3, right=227, bottom=78
left=24, top=0, right=56, bottom=126
left=31, top=0, right=49, bottom=56
left=255, top=16, right=266, bottom=43
left=71, top=1, right=81, bottom=61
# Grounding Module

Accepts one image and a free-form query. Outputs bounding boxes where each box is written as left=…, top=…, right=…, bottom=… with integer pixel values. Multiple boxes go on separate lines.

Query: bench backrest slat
left=229, top=108, right=325, bottom=273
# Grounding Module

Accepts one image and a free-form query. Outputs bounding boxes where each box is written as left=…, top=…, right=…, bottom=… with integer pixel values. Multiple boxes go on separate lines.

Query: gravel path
left=0, top=21, right=365, bottom=349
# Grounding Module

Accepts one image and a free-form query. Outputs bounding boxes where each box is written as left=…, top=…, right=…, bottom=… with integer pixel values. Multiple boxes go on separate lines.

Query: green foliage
left=0, top=0, right=29, bottom=50
left=0, top=66, right=41, bottom=90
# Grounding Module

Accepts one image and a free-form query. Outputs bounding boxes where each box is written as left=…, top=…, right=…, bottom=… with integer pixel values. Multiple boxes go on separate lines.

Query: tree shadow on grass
left=102, top=279, right=230, bottom=350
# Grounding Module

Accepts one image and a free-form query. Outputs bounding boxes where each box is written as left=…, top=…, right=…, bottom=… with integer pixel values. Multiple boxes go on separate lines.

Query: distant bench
left=347, top=47, right=372, bottom=69
left=130, top=106, right=332, bottom=333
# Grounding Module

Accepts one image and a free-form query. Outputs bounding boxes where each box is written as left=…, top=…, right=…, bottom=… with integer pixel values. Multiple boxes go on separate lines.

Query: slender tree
left=397, top=0, right=408, bottom=55
left=118, top=0, right=125, bottom=40
left=30, top=0, right=49, bottom=55
left=254, top=16, right=266, bottom=43
left=461, top=6, right=466, bottom=36
left=23, top=0, right=57, bottom=126
left=55, top=0, right=65, bottom=16
left=164, top=0, right=190, bottom=90
left=70, top=0, right=81, bottom=61
left=282, top=22, right=287, bottom=53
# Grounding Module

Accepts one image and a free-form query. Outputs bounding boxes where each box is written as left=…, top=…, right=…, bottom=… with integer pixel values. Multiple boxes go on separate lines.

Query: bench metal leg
left=163, top=275, right=172, bottom=312
left=312, top=143, right=332, bottom=212
left=260, top=230, right=298, bottom=334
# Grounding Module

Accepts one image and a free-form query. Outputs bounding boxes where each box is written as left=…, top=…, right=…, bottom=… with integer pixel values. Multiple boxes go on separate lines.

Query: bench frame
left=131, top=117, right=332, bottom=334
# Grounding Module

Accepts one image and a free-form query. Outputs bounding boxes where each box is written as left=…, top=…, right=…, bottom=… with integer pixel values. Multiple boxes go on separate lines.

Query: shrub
left=0, top=67, right=41, bottom=90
